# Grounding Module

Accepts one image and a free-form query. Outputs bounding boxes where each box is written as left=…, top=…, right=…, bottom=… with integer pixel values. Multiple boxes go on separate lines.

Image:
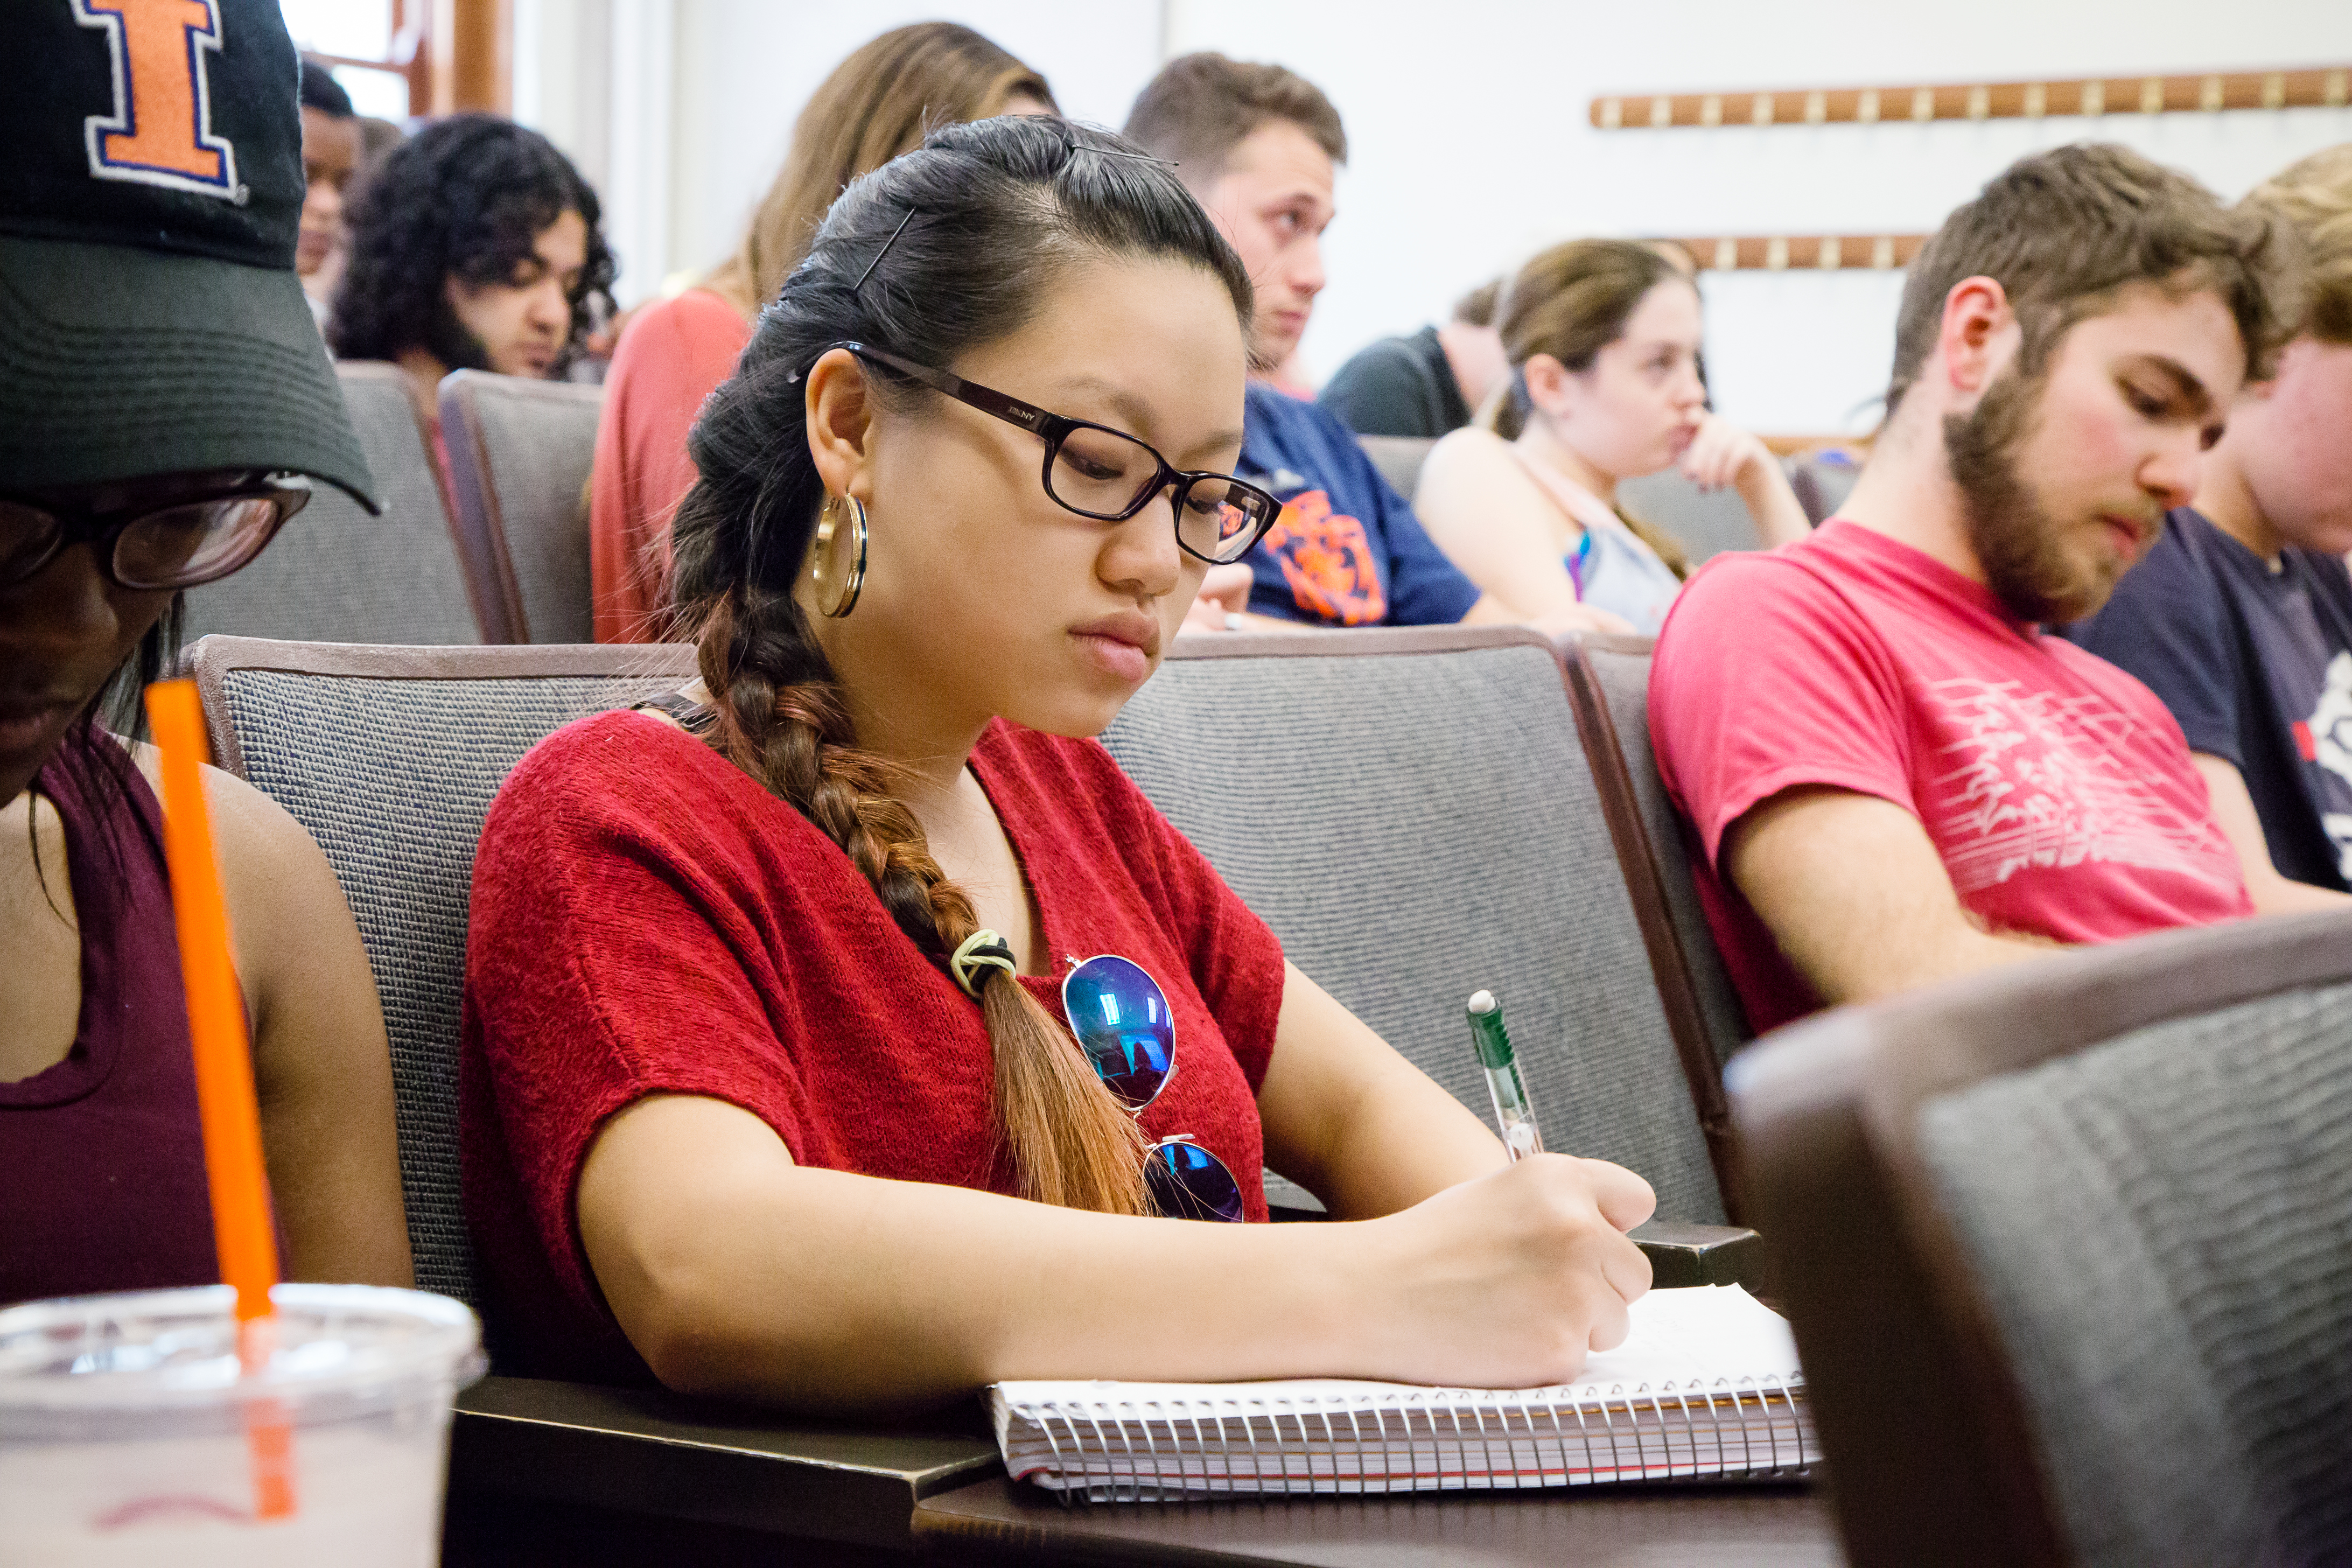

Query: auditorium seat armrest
left=1629, top=1220, right=1769, bottom=1291
left=1264, top=1170, right=1328, bottom=1221
left=448, top=1375, right=1000, bottom=1550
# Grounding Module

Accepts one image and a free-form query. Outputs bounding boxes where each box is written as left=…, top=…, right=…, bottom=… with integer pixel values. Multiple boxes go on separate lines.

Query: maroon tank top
left=1, top=725, right=218, bottom=1306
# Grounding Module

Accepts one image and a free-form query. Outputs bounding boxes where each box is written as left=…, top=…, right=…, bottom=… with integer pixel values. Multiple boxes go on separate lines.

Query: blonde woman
left=1415, top=240, right=1810, bottom=635
left=587, top=24, right=1055, bottom=643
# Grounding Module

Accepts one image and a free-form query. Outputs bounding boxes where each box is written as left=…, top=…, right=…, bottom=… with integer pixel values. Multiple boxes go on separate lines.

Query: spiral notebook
left=989, top=1285, right=1816, bottom=1501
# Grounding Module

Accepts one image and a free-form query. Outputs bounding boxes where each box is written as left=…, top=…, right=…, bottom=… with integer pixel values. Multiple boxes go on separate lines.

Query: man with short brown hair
left=1650, top=143, right=2322, bottom=1034
left=1127, top=55, right=1503, bottom=631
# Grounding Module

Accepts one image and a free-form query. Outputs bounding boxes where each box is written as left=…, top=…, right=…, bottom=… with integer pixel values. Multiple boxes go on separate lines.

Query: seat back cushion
left=1102, top=643, right=1724, bottom=1222
left=215, top=667, right=682, bottom=1303
left=183, top=364, right=481, bottom=645
left=1917, top=984, right=2352, bottom=1568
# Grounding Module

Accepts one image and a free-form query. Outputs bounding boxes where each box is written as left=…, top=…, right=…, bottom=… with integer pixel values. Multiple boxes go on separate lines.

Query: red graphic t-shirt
left=1651, top=519, right=2253, bottom=1033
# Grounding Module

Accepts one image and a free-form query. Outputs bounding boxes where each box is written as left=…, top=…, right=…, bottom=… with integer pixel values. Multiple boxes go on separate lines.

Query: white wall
left=1164, top=0, right=2352, bottom=432
left=529, top=0, right=2352, bottom=433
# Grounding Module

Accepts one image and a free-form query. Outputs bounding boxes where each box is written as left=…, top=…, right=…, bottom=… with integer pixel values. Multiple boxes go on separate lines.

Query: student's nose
left=2139, top=430, right=2205, bottom=512
left=1290, top=234, right=1326, bottom=300
left=1670, top=361, right=1707, bottom=411
left=6, top=543, right=121, bottom=651
left=1105, top=492, right=1187, bottom=599
left=528, top=280, right=570, bottom=339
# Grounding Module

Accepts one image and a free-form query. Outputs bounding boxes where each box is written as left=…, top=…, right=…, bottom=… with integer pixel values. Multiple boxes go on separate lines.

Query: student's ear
left=803, top=348, right=877, bottom=505
left=1937, top=276, right=2015, bottom=401
left=1521, top=352, right=1576, bottom=418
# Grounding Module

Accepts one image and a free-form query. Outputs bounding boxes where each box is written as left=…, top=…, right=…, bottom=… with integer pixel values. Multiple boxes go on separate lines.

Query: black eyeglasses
left=0, top=477, right=311, bottom=591
left=824, top=342, right=1280, bottom=566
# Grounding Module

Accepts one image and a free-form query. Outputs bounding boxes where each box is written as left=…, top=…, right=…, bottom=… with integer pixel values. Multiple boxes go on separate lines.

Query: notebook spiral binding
left=1011, top=1375, right=1814, bottom=1503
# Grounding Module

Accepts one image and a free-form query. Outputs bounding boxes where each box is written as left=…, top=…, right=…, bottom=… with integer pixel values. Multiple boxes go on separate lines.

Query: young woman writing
left=1415, top=240, right=1812, bottom=635
left=461, top=116, right=1654, bottom=1413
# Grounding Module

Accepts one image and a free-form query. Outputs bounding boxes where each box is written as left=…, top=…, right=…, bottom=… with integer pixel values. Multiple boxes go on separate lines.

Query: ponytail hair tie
left=950, top=929, right=1019, bottom=998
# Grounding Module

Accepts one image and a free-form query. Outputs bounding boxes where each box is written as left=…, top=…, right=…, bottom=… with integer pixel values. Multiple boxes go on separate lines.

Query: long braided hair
left=668, top=116, right=1252, bottom=1215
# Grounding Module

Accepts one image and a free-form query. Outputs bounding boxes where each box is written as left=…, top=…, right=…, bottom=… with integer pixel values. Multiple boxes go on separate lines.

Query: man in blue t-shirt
left=2067, top=146, right=2352, bottom=895
left=1127, top=55, right=1525, bottom=629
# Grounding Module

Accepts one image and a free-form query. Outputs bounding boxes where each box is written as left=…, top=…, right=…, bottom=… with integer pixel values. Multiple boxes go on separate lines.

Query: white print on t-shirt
left=2303, top=652, right=2352, bottom=879
left=1926, top=677, right=2233, bottom=893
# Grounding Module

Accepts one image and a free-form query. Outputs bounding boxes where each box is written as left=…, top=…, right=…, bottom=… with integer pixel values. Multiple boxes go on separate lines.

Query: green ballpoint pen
left=1466, top=989, right=1545, bottom=1161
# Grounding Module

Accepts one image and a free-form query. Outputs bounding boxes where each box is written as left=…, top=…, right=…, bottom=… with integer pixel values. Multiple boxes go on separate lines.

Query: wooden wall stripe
left=1591, top=66, right=2349, bottom=130
left=1665, top=235, right=1929, bottom=271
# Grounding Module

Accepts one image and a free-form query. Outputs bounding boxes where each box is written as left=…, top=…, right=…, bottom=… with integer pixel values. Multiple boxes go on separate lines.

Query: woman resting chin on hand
left=1415, top=240, right=1812, bottom=638
left=457, top=115, right=1654, bottom=1416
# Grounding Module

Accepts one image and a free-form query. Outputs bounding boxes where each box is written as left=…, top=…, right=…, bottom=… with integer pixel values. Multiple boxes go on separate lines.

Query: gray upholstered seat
left=1618, top=468, right=1763, bottom=564
left=188, top=638, right=698, bottom=1308
left=1732, top=908, right=2352, bottom=1568
left=1919, top=988, right=2352, bottom=1567
left=439, top=370, right=606, bottom=645
left=1369, top=433, right=1784, bottom=569
left=182, top=361, right=484, bottom=645
left=1567, top=635, right=1751, bottom=1070
left=1101, top=627, right=1726, bottom=1226
left=1356, top=435, right=1434, bottom=503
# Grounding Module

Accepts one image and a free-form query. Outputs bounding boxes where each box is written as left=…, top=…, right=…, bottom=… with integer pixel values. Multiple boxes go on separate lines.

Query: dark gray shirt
left=1319, top=326, right=1471, bottom=438
left=2065, top=507, right=2352, bottom=890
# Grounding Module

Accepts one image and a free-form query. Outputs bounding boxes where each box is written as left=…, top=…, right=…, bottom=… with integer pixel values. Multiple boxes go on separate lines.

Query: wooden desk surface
left=911, top=1474, right=1842, bottom=1566
left=451, top=1375, right=1000, bottom=1550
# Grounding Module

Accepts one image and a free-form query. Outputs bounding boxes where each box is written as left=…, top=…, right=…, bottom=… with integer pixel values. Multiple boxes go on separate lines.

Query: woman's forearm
left=580, top=1095, right=1655, bottom=1415
left=1311, top=1071, right=1504, bottom=1219
left=634, top=1168, right=1364, bottom=1410
left=580, top=1096, right=1358, bottom=1412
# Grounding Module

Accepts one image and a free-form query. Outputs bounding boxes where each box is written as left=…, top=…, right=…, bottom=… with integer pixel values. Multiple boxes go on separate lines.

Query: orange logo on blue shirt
left=1262, top=491, right=1387, bottom=626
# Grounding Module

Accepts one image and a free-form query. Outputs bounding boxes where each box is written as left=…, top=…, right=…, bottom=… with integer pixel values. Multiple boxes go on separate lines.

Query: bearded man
left=1648, top=143, right=2332, bottom=1035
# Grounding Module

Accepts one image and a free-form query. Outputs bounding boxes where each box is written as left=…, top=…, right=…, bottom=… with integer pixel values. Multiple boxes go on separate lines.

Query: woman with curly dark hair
left=330, top=114, right=615, bottom=436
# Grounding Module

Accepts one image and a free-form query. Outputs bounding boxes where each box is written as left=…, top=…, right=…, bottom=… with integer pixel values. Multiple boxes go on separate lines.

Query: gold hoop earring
left=811, top=494, right=868, bottom=618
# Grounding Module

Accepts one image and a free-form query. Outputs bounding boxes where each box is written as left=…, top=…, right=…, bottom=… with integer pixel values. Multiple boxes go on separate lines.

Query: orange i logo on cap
left=71, top=0, right=241, bottom=201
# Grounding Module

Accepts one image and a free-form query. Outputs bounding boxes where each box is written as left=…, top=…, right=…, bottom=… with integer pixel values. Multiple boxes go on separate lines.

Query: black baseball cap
left=0, top=0, right=377, bottom=510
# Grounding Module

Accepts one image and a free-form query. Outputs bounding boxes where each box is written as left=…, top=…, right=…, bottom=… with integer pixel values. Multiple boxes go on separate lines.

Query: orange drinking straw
left=144, top=679, right=297, bottom=1521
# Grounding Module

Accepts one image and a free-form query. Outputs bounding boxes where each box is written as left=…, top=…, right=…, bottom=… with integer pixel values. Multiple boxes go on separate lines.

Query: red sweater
left=460, top=711, right=1285, bottom=1383
left=586, top=288, right=752, bottom=642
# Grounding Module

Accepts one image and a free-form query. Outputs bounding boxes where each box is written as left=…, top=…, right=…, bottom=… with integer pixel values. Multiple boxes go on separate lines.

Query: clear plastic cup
left=0, top=1283, right=484, bottom=1565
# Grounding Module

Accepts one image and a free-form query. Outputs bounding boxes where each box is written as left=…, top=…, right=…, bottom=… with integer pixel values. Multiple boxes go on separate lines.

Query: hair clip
left=1064, top=134, right=1177, bottom=170
left=852, top=207, right=916, bottom=295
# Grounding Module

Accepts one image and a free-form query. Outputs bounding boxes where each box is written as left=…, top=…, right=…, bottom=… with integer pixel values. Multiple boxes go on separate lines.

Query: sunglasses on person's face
left=0, top=477, right=311, bottom=592
left=1061, top=954, right=1247, bottom=1222
left=825, top=342, right=1282, bottom=568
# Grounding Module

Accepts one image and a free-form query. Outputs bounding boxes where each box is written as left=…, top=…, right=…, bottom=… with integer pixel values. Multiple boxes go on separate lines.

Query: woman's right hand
left=1343, top=1154, right=1655, bottom=1389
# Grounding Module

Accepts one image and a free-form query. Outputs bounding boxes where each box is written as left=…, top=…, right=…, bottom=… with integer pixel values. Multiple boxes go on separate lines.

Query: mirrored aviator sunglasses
left=1061, top=955, right=1247, bottom=1223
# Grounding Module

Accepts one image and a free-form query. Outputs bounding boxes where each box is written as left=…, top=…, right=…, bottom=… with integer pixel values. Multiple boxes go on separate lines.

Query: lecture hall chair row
left=183, top=361, right=603, bottom=648
left=173, top=368, right=2352, bottom=1563
left=178, top=365, right=1853, bottom=654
